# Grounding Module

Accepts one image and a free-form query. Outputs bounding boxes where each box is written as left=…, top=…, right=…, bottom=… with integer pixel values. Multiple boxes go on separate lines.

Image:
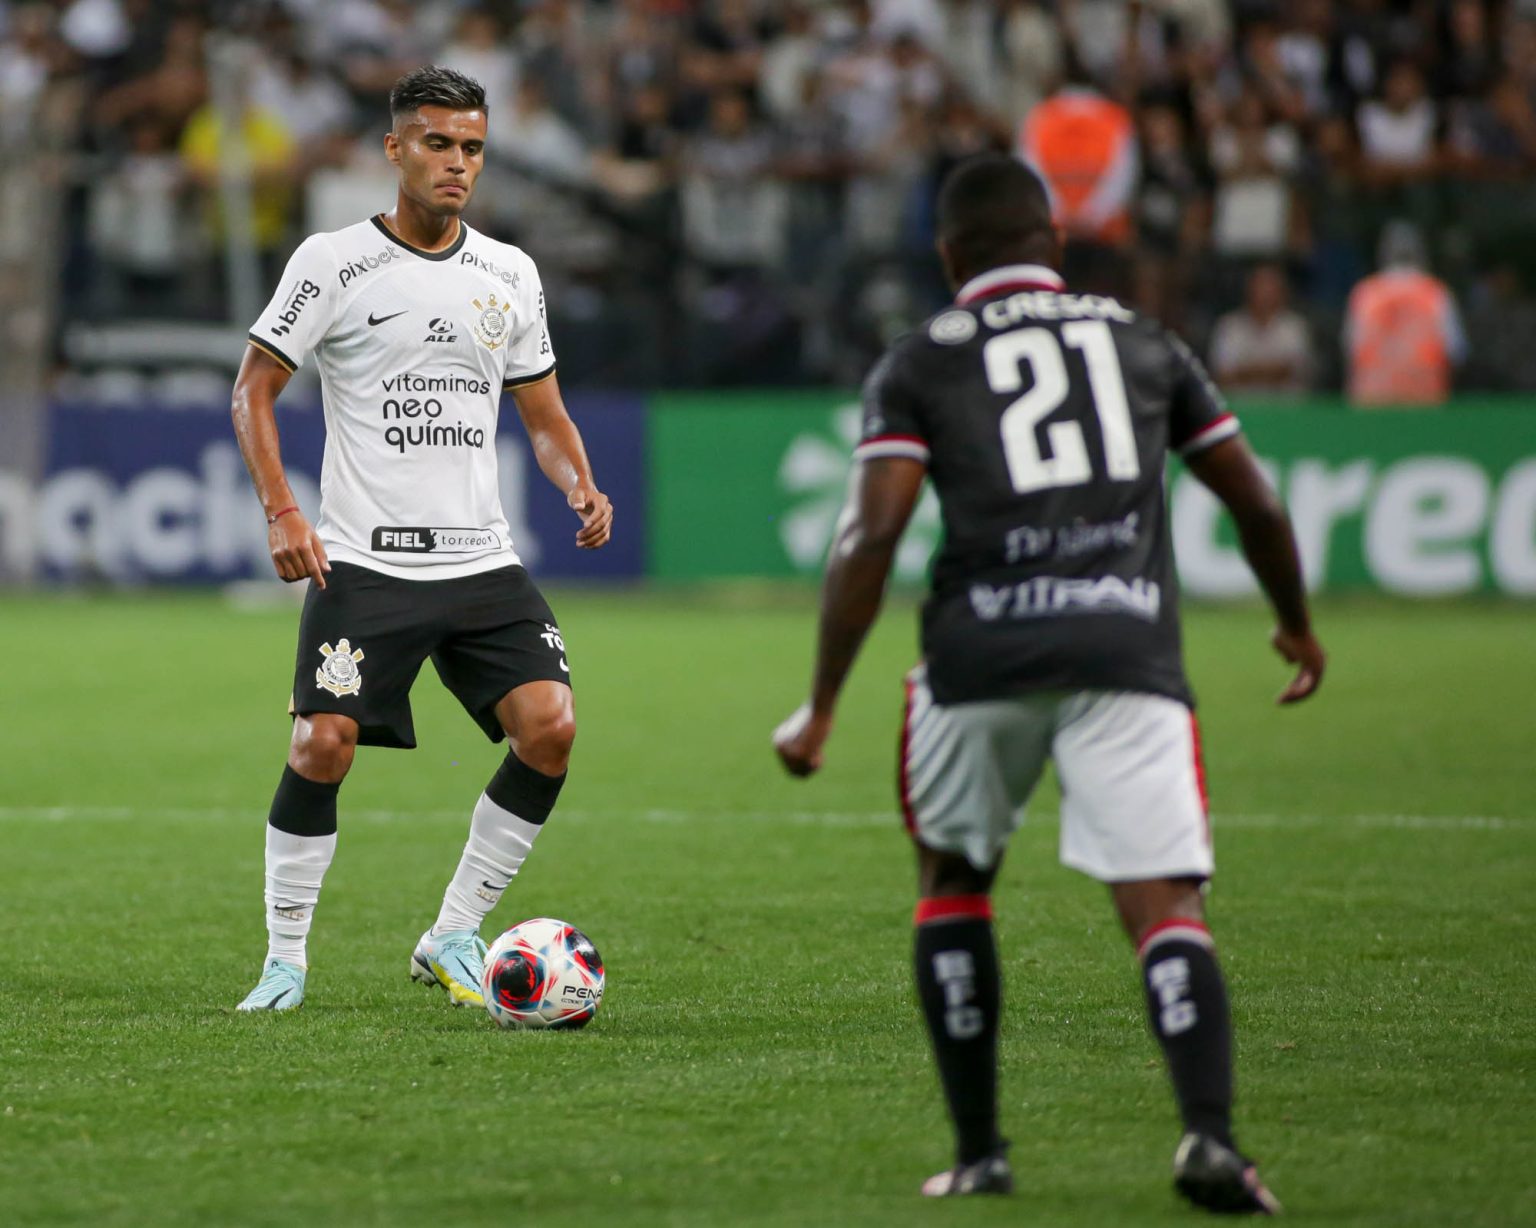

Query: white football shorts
left=899, top=665, right=1214, bottom=882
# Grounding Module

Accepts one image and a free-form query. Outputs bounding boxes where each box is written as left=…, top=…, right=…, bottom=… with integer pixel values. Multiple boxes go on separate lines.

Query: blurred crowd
left=5, top=0, right=1536, bottom=394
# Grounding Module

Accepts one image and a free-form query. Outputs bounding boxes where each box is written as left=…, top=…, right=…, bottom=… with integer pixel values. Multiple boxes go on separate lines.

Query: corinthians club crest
left=471, top=293, right=509, bottom=351
left=316, top=638, right=365, bottom=697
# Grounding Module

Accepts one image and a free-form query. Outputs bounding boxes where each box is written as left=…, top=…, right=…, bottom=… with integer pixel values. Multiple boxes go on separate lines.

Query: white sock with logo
left=264, top=826, right=337, bottom=968
left=432, top=792, right=542, bottom=936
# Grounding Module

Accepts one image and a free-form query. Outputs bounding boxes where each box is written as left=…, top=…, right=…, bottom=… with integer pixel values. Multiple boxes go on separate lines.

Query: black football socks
left=1138, top=920, right=1235, bottom=1147
left=913, top=895, right=1004, bottom=1165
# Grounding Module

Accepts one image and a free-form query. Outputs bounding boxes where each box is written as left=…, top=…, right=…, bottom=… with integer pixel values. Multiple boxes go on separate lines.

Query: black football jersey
left=856, top=265, right=1239, bottom=707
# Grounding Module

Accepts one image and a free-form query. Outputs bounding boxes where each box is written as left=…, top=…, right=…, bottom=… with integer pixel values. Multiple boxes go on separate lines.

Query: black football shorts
left=287, top=561, right=571, bottom=748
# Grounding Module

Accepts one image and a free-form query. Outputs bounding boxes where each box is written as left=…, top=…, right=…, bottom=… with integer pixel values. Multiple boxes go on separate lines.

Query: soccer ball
left=481, top=917, right=604, bottom=1030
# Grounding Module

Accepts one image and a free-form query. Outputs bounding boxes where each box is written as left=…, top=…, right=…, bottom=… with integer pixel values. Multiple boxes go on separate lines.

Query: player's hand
left=773, top=702, right=833, bottom=778
left=569, top=486, right=613, bottom=549
left=1272, top=626, right=1325, bottom=704
left=269, top=512, right=331, bottom=589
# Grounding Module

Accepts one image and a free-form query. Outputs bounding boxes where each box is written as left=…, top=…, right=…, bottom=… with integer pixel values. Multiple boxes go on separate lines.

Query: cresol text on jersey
left=378, top=370, right=493, bottom=454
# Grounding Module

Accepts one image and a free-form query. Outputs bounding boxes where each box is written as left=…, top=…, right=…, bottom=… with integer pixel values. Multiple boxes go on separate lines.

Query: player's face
left=386, top=106, right=488, bottom=215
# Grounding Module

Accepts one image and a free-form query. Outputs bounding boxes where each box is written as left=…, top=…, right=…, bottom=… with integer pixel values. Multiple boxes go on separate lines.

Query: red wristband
left=266, top=505, right=299, bottom=525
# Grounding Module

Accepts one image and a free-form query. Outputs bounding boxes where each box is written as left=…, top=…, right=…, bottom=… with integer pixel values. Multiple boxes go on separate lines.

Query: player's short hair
left=389, top=65, right=487, bottom=124
left=936, top=154, right=1054, bottom=275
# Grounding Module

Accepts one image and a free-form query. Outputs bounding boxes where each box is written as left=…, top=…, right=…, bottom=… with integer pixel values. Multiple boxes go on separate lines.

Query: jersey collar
left=370, top=214, right=469, bottom=261
left=955, top=264, right=1066, bottom=306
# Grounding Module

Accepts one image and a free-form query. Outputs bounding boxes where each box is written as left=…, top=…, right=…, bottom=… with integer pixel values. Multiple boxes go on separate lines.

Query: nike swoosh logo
left=480, top=880, right=507, bottom=892
left=368, top=310, right=407, bottom=326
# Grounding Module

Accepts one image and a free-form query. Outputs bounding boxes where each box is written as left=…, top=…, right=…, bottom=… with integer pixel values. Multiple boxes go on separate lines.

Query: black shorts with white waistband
left=287, top=561, right=571, bottom=749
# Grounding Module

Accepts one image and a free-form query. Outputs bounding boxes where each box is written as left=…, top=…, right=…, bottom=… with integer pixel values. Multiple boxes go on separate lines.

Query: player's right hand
left=269, top=512, right=331, bottom=589
left=1272, top=626, right=1325, bottom=705
left=773, top=702, right=833, bottom=778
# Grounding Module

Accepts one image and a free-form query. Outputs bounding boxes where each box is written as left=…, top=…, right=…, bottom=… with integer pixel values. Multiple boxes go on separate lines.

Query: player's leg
left=1113, top=877, right=1278, bottom=1214
left=238, top=714, right=358, bottom=1011
left=912, top=844, right=1010, bottom=1196
left=900, top=667, right=1050, bottom=1197
left=417, top=569, right=575, bottom=1006
left=239, top=561, right=430, bottom=1012
left=1053, top=693, right=1279, bottom=1214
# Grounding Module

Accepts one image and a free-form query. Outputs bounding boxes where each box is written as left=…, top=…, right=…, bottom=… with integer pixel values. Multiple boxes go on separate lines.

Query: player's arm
left=774, top=456, right=926, bottom=777
left=231, top=344, right=331, bottom=588
left=511, top=373, right=613, bottom=549
left=1185, top=435, right=1324, bottom=704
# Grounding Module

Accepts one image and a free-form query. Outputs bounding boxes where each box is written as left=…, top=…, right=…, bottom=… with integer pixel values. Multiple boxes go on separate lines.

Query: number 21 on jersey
left=983, top=320, right=1139, bottom=494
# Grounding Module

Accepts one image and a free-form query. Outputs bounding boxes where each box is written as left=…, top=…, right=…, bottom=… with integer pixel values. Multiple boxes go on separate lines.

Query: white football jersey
left=248, top=216, right=555, bottom=580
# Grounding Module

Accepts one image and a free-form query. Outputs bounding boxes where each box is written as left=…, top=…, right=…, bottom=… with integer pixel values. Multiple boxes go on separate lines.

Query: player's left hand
left=569, top=486, right=613, bottom=549
left=773, top=702, right=833, bottom=778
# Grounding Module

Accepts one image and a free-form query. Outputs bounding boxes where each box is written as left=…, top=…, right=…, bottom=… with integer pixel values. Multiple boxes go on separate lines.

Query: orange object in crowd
left=1018, top=89, right=1139, bottom=247
left=1346, top=269, right=1461, bottom=407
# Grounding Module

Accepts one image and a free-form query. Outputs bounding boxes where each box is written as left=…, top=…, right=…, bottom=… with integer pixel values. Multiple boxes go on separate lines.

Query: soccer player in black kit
left=775, top=155, right=1325, bottom=1214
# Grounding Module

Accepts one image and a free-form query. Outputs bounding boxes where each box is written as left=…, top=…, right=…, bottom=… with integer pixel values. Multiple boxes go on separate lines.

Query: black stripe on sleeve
left=503, top=362, right=557, bottom=391
left=247, top=333, right=297, bottom=372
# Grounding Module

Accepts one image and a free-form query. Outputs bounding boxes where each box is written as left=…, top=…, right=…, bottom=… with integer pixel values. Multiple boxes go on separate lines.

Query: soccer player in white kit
left=230, top=67, right=612, bottom=1012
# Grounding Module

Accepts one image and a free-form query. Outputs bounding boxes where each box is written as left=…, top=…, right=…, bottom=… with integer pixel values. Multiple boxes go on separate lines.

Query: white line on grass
left=0, top=806, right=1528, bottom=831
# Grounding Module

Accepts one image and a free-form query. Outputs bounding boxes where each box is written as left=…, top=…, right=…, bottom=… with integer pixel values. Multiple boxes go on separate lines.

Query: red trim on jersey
left=914, top=895, right=993, bottom=925
left=956, top=279, right=1066, bottom=306
left=1175, top=412, right=1238, bottom=453
left=898, top=676, right=918, bottom=836
left=1136, top=918, right=1212, bottom=960
left=860, top=433, right=929, bottom=449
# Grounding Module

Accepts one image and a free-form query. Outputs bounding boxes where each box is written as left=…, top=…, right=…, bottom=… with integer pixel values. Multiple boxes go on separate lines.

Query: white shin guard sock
left=433, top=792, right=543, bottom=936
left=264, top=826, right=337, bottom=968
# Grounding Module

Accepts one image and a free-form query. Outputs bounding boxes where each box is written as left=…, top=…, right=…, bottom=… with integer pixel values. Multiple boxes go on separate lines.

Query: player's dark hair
left=389, top=65, right=487, bottom=124
left=936, top=154, right=1056, bottom=282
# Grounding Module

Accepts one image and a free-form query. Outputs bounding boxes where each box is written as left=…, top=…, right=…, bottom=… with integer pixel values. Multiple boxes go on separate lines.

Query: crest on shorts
left=471, top=293, right=509, bottom=351
left=316, top=638, right=365, bottom=697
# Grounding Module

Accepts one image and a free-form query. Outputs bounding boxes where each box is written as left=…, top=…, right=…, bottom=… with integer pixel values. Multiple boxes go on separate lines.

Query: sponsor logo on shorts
left=316, top=638, right=365, bottom=697
left=968, top=575, right=1161, bottom=622
left=270, top=278, right=322, bottom=337
left=371, top=526, right=500, bottom=553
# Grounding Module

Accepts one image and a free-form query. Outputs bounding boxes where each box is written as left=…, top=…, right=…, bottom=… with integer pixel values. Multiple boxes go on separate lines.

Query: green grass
left=0, top=588, right=1532, bottom=1227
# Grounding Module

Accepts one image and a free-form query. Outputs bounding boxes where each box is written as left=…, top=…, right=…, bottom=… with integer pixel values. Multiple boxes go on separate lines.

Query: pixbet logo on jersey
left=460, top=250, right=520, bottom=291
left=337, top=244, right=401, bottom=288
left=270, top=278, right=322, bottom=336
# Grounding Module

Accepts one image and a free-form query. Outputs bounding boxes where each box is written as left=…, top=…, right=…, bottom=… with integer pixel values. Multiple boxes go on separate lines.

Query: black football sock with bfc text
left=1138, top=919, right=1235, bottom=1147
left=913, top=895, right=1003, bottom=1165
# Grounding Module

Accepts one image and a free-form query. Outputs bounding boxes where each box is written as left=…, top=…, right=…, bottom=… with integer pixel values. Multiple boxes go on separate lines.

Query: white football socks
left=263, top=826, right=337, bottom=968
left=432, top=791, right=543, bottom=936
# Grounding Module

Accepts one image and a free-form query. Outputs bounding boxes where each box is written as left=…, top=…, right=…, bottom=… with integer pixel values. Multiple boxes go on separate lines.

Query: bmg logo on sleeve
left=372, top=527, right=500, bottom=554
left=271, top=278, right=322, bottom=336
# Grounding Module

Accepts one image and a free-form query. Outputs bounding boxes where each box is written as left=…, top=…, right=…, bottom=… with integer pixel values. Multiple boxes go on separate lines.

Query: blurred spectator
left=1463, top=264, right=1536, bottom=391
left=439, top=6, right=519, bottom=139
left=680, top=86, right=784, bottom=268
left=1018, top=59, right=1138, bottom=295
left=86, top=115, right=186, bottom=309
left=1357, top=59, right=1439, bottom=183
left=1208, top=263, right=1314, bottom=396
left=1346, top=221, right=1467, bottom=407
left=178, top=81, right=297, bottom=264
left=1208, top=87, right=1304, bottom=264
left=999, top=1, right=1064, bottom=124
left=1134, top=102, right=1211, bottom=327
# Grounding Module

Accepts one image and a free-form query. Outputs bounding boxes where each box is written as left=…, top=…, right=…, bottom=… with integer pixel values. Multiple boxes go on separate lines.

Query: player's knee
left=290, top=717, right=358, bottom=782
left=519, top=710, right=576, bottom=776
